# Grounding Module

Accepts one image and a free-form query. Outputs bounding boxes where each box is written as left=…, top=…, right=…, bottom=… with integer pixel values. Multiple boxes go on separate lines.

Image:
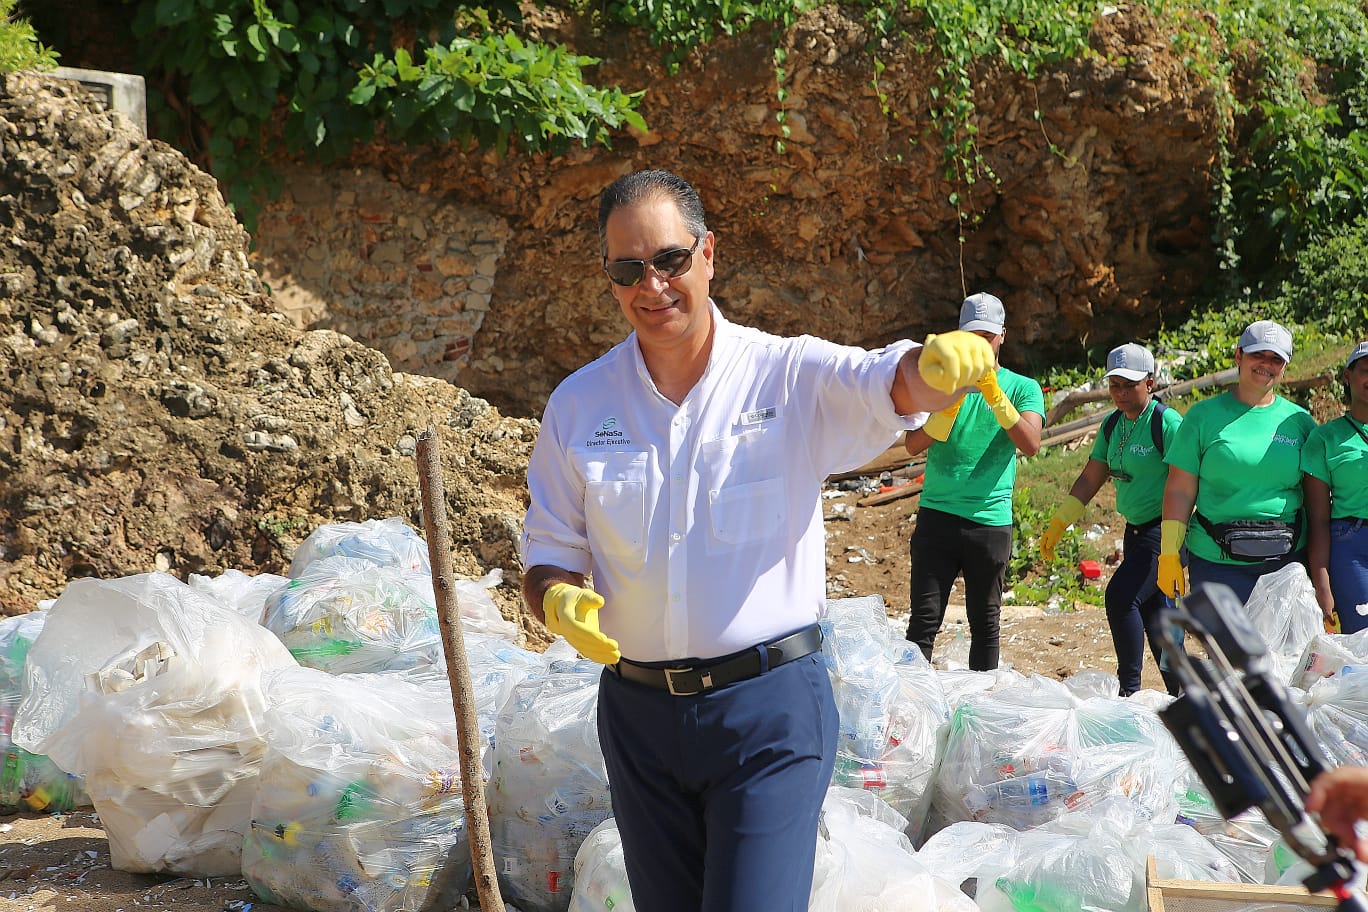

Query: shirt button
left=671, top=532, right=681, bottom=542
left=671, top=593, right=681, bottom=602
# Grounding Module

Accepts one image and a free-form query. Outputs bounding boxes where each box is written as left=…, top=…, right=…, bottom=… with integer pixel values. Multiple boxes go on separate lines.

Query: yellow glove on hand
left=923, top=398, right=963, bottom=442
left=1157, top=520, right=1188, bottom=598
left=1326, top=610, right=1342, bottom=634
left=976, top=369, right=1020, bottom=430
left=1040, top=495, right=1085, bottom=562
left=918, top=331, right=995, bottom=394
left=543, top=582, right=621, bottom=665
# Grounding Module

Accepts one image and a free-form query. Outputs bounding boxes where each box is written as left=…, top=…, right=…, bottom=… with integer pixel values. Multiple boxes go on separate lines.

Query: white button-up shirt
left=520, top=305, right=925, bottom=662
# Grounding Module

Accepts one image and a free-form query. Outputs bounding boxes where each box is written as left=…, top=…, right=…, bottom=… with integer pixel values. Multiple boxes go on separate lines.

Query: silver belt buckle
left=664, top=666, right=710, bottom=696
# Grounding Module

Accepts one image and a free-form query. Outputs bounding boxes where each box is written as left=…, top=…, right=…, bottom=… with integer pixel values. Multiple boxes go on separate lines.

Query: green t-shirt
left=1302, top=415, right=1368, bottom=519
left=1165, top=393, right=1317, bottom=564
left=1088, top=399, right=1183, bottom=526
left=920, top=367, right=1045, bottom=526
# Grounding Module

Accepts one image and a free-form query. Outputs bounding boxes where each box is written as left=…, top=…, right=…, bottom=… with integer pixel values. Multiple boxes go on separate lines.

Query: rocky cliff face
left=0, top=73, right=535, bottom=623
left=329, top=3, right=1223, bottom=416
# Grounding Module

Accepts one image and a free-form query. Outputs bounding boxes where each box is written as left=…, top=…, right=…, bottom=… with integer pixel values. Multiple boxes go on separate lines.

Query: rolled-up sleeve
left=807, top=337, right=925, bottom=476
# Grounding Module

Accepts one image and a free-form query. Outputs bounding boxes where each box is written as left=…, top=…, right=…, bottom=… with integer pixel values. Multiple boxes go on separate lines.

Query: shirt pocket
left=582, top=450, right=648, bottom=568
left=700, top=427, right=787, bottom=547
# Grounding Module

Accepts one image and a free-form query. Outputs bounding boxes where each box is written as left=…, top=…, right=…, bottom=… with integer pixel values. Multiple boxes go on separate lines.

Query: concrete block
left=53, top=66, right=147, bottom=137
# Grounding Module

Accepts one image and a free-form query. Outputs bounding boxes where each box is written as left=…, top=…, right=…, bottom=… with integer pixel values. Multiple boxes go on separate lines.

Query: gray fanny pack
left=1196, top=513, right=1297, bottom=562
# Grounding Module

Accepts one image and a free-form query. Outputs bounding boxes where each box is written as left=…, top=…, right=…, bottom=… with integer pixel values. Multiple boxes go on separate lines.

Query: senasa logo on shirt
left=584, top=416, right=632, bottom=448
left=1270, top=433, right=1302, bottom=448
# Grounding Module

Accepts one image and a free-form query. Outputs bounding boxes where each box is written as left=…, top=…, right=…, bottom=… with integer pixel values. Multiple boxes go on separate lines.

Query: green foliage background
left=0, top=0, right=57, bottom=72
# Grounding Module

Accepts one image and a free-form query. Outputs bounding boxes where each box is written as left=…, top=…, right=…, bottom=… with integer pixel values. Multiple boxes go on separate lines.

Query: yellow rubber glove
left=923, top=398, right=963, bottom=442
left=543, top=582, right=621, bottom=665
left=918, top=331, right=995, bottom=394
left=1326, top=610, right=1342, bottom=634
left=976, top=369, right=1020, bottom=430
left=1040, top=495, right=1085, bottom=562
left=1157, top=520, right=1188, bottom=598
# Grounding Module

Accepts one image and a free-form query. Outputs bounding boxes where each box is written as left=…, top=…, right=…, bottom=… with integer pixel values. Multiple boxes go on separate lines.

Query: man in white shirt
left=519, top=169, right=993, bottom=911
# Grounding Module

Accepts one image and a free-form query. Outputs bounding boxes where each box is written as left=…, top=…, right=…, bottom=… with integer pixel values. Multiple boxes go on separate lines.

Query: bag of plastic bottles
left=822, top=596, right=950, bottom=843
left=242, top=666, right=474, bottom=912
left=973, top=799, right=1241, bottom=912
left=1173, top=767, right=1282, bottom=884
left=290, top=517, right=432, bottom=577
left=263, top=556, right=446, bottom=674
left=1291, top=627, right=1368, bottom=689
left=932, top=674, right=1183, bottom=833
left=568, top=818, right=637, bottom=912
left=188, top=568, right=290, bottom=623
left=1, top=611, right=89, bottom=813
left=486, top=656, right=612, bottom=912
left=810, top=786, right=979, bottom=912
left=463, top=633, right=549, bottom=768
left=12, top=573, right=298, bottom=874
left=1242, top=563, right=1324, bottom=683
left=1301, top=668, right=1368, bottom=766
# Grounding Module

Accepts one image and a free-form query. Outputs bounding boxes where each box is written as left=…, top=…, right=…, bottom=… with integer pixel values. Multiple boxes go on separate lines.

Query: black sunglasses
left=603, top=236, right=700, bottom=287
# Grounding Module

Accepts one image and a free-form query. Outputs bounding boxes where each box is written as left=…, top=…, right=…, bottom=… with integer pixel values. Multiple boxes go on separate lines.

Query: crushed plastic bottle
left=941, top=624, right=971, bottom=668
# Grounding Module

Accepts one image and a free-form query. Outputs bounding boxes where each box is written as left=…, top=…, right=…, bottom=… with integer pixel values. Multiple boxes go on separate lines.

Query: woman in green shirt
left=1303, top=341, right=1368, bottom=632
left=1157, top=320, right=1317, bottom=605
left=1040, top=343, right=1183, bottom=695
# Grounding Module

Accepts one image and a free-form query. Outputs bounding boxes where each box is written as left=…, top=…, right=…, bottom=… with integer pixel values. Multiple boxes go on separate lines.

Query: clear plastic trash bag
left=242, top=666, right=473, bottom=912
left=13, top=573, right=297, bottom=874
left=810, top=786, right=980, bottom=911
left=1242, top=563, right=1324, bottom=683
left=290, top=517, right=432, bottom=577
left=822, top=596, right=950, bottom=843
left=486, top=657, right=611, bottom=912
left=188, top=568, right=290, bottom=623
left=932, top=675, right=1183, bottom=833
left=1, top=611, right=89, bottom=813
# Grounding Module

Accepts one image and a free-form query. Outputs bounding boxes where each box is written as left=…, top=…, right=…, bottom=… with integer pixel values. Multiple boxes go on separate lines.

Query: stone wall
left=251, top=165, right=511, bottom=383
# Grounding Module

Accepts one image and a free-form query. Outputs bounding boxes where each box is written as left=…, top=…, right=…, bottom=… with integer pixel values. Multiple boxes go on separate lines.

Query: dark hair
left=598, top=170, right=707, bottom=255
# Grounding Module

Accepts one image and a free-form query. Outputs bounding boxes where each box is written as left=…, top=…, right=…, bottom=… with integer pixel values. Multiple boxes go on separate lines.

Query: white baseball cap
left=1104, top=343, right=1155, bottom=381
left=959, top=292, right=1005, bottom=334
left=1237, top=320, right=1293, bottom=362
left=1347, top=341, right=1368, bottom=369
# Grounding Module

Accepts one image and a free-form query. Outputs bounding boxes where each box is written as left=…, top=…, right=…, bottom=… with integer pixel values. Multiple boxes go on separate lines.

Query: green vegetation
left=79, top=0, right=1365, bottom=286
left=0, top=0, right=58, bottom=72
left=125, top=0, right=644, bottom=224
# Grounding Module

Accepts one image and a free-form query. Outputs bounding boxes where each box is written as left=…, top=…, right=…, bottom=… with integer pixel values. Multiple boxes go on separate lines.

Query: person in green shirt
left=1157, top=320, right=1317, bottom=605
left=1039, top=343, right=1183, bottom=696
left=905, top=293, right=1044, bottom=670
left=1303, top=341, right=1368, bottom=632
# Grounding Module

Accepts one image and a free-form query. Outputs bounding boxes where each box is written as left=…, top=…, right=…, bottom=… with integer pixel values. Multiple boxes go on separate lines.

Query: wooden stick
left=1046, top=367, right=1240, bottom=425
left=827, top=437, right=923, bottom=482
left=416, top=426, right=504, bottom=912
left=857, top=480, right=924, bottom=507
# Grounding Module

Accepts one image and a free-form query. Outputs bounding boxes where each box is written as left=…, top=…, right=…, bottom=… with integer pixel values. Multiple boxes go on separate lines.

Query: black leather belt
left=614, top=624, right=824, bottom=696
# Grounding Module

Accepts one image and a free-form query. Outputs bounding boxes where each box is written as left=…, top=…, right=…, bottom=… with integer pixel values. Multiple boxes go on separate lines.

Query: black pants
left=1106, top=520, right=1183, bottom=696
left=906, top=506, right=1012, bottom=670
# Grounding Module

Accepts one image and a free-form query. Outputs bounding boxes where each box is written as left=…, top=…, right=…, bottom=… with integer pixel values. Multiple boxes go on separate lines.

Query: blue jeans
left=1188, top=550, right=1306, bottom=607
left=597, top=652, right=837, bottom=912
left=1106, top=521, right=1183, bottom=695
left=1329, top=519, right=1368, bottom=633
